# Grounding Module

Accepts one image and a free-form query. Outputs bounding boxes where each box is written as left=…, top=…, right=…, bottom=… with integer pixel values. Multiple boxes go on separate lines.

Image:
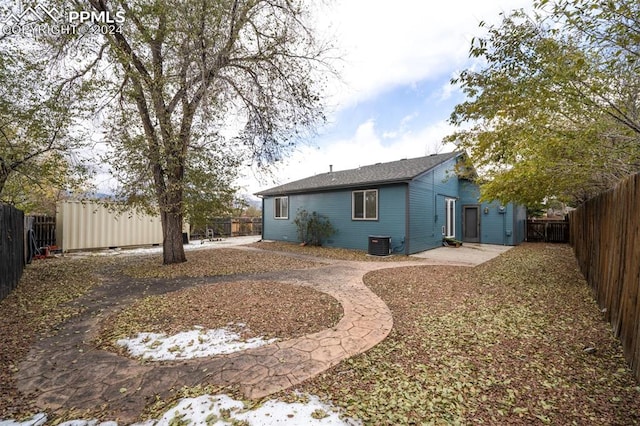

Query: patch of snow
left=117, top=325, right=277, bottom=361
left=133, top=393, right=361, bottom=426
left=1, top=393, right=360, bottom=426
left=65, top=236, right=260, bottom=258
left=0, top=413, right=47, bottom=426
left=1, top=418, right=119, bottom=426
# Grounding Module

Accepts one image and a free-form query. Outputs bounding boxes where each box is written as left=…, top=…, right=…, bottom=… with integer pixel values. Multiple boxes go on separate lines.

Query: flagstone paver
left=14, top=245, right=496, bottom=422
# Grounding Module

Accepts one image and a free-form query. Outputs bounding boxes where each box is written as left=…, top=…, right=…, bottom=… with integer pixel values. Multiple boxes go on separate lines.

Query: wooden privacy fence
left=191, top=217, right=262, bottom=239
left=569, top=173, right=640, bottom=381
left=0, top=204, right=25, bottom=301
left=29, top=215, right=56, bottom=248
left=526, top=219, right=570, bottom=243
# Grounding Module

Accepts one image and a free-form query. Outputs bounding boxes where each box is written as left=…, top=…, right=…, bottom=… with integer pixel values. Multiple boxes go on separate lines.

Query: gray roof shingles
left=255, top=151, right=460, bottom=196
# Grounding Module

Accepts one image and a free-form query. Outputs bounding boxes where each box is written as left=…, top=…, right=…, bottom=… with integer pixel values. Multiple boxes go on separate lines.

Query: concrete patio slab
left=411, top=243, right=513, bottom=266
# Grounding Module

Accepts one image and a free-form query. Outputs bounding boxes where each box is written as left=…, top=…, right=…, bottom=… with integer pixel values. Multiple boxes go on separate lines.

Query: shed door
left=463, top=206, right=480, bottom=243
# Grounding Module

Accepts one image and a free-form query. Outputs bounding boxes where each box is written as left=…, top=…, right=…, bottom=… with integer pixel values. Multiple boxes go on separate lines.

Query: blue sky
left=87, top=0, right=535, bottom=197
left=242, top=0, right=535, bottom=197
left=325, top=80, right=447, bottom=143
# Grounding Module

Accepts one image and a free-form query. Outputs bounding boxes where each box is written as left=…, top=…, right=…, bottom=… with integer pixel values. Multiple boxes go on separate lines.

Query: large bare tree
left=50, top=0, right=332, bottom=264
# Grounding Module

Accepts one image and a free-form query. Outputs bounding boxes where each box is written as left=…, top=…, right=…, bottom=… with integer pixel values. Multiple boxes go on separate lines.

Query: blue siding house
left=255, top=152, right=525, bottom=255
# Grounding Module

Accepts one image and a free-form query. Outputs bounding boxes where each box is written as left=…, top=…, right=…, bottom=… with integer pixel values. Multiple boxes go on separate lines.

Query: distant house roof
left=255, top=151, right=460, bottom=196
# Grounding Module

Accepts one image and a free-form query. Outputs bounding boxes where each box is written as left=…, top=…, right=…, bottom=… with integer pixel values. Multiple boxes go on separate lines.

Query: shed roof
left=255, top=151, right=460, bottom=196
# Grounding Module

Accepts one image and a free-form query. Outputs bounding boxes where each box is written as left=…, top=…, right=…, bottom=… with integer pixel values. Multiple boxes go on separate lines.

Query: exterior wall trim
left=405, top=183, right=410, bottom=255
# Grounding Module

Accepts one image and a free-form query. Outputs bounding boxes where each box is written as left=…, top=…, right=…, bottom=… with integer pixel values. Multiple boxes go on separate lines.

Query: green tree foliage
left=46, top=0, right=332, bottom=264
left=294, top=209, right=336, bottom=246
left=1, top=156, right=82, bottom=215
left=448, top=0, right=640, bottom=206
left=0, top=34, right=90, bottom=210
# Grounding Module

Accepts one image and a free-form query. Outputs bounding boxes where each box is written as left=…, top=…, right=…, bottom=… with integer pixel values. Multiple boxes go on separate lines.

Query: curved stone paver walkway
left=15, top=250, right=420, bottom=422
left=15, top=244, right=492, bottom=422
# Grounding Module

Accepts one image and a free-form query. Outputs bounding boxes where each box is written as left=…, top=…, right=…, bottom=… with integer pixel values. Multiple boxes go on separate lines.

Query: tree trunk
left=161, top=208, right=186, bottom=264
left=158, top=181, right=186, bottom=264
left=0, top=173, right=7, bottom=195
left=0, top=163, right=10, bottom=194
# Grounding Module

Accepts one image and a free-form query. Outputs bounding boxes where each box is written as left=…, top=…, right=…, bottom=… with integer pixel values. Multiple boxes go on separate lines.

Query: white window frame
left=352, top=189, right=378, bottom=221
left=274, top=196, right=288, bottom=219
left=445, top=198, right=456, bottom=238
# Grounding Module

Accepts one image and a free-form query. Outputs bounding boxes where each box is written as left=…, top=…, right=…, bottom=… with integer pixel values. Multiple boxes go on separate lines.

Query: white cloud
left=318, top=0, right=533, bottom=109
left=237, top=1, right=536, bottom=196
left=438, top=79, right=458, bottom=101
left=245, top=118, right=457, bottom=196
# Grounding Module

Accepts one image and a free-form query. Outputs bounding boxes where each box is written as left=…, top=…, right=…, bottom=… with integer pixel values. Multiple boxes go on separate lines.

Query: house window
left=274, top=197, right=288, bottom=219
left=445, top=198, right=456, bottom=237
left=352, top=189, right=378, bottom=220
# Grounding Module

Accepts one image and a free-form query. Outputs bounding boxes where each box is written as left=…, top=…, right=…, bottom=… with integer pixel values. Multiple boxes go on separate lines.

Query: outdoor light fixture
left=484, top=207, right=489, bottom=214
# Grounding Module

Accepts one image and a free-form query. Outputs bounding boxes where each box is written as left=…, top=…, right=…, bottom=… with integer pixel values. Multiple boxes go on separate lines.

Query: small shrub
left=294, top=209, right=336, bottom=246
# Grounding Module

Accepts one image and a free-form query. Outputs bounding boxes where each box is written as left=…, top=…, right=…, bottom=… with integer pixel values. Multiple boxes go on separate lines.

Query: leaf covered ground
left=248, top=240, right=418, bottom=262
left=123, top=247, right=325, bottom=278
left=0, top=257, right=109, bottom=419
left=2, top=243, right=639, bottom=425
left=95, top=280, right=343, bottom=357
left=294, top=244, right=640, bottom=424
left=0, top=247, right=333, bottom=420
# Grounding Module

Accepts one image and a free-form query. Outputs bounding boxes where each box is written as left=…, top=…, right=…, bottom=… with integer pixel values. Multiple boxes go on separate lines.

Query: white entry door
left=445, top=198, right=456, bottom=238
